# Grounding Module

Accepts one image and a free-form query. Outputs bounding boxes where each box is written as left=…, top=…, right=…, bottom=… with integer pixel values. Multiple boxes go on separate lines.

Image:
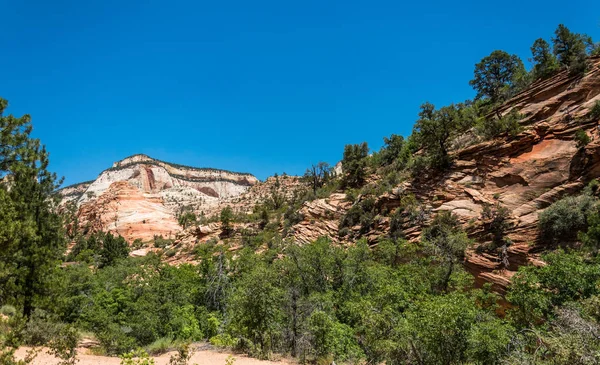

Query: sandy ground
left=15, top=345, right=294, bottom=365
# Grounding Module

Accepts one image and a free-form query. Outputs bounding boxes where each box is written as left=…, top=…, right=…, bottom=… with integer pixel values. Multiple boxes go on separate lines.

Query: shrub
left=153, top=235, right=174, bottom=249
left=96, top=323, right=137, bottom=355
left=574, top=129, right=591, bottom=149
left=308, top=310, right=364, bottom=362
left=48, top=325, right=80, bottom=365
left=119, top=350, right=155, bottom=365
left=0, top=305, right=16, bottom=318
left=538, top=193, right=597, bottom=243
left=169, top=305, right=202, bottom=341
left=145, top=337, right=173, bottom=355
left=220, top=206, right=234, bottom=236
left=588, top=101, right=600, bottom=120
left=339, top=197, right=377, bottom=235
left=209, top=333, right=237, bottom=348
left=22, top=309, right=64, bottom=345
left=476, top=109, right=522, bottom=139
left=99, top=233, right=130, bottom=267
left=168, top=342, right=194, bottom=365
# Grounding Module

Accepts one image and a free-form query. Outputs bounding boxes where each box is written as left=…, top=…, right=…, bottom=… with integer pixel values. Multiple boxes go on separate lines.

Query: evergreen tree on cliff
left=469, top=50, right=525, bottom=103
left=0, top=97, right=65, bottom=318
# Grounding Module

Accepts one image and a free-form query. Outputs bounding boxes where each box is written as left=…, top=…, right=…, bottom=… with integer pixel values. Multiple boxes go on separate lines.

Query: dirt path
left=15, top=345, right=294, bottom=365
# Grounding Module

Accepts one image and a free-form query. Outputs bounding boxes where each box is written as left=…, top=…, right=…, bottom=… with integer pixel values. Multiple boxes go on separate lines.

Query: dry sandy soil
left=15, top=345, right=294, bottom=365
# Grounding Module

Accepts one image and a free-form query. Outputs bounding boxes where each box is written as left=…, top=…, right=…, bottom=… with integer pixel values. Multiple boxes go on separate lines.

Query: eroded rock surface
left=59, top=154, right=258, bottom=241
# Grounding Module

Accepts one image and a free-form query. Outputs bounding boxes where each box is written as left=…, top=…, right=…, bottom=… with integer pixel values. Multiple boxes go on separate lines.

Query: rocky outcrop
left=292, top=193, right=350, bottom=244
left=59, top=155, right=258, bottom=242
left=286, top=57, right=600, bottom=292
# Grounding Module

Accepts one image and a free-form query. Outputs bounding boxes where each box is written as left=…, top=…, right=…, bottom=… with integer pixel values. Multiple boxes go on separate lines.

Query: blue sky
left=1, top=0, right=598, bottom=184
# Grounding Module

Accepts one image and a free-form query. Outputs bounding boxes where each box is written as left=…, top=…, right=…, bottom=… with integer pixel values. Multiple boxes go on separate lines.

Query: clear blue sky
left=1, top=0, right=598, bottom=184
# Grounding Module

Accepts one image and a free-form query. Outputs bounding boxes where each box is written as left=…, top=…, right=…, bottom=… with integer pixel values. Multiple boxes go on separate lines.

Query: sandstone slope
left=290, top=56, right=600, bottom=291
left=58, top=154, right=258, bottom=242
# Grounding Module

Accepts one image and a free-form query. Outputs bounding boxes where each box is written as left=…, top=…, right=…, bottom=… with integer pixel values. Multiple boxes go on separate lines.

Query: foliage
left=531, top=38, right=559, bottom=79
left=47, top=324, right=79, bottom=365
left=119, top=349, right=156, bottom=365
left=552, top=24, right=594, bottom=74
left=476, top=108, right=523, bottom=139
left=145, top=337, right=174, bottom=355
left=422, top=211, right=471, bottom=291
left=575, top=129, right=591, bottom=149
left=177, top=210, right=197, bottom=230
left=224, top=355, right=236, bottom=365
left=399, top=292, right=513, bottom=365
left=99, top=233, right=129, bottom=268
left=339, top=197, right=377, bottom=236
left=480, top=203, right=512, bottom=270
left=588, top=100, right=600, bottom=120
left=0, top=97, right=66, bottom=318
left=220, top=206, right=234, bottom=236
left=538, top=192, right=596, bottom=244
left=341, top=142, right=369, bottom=188
left=168, top=342, right=194, bottom=365
left=302, top=162, right=333, bottom=194
left=308, top=310, right=363, bottom=362
left=469, top=50, right=526, bottom=103
left=379, top=134, right=407, bottom=167
left=413, top=103, right=457, bottom=169
left=227, top=264, right=284, bottom=358
left=507, top=250, right=600, bottom=327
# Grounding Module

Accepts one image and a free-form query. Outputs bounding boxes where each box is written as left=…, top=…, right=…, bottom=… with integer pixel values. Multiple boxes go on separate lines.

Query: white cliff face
left=60, top=154, right=259, bottom=242
left=78, top=155, right=257, bottom=205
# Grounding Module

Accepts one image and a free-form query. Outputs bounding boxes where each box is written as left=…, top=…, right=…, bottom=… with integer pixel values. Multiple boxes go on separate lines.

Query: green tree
left=341, top=142, right=369, bottom=188
left=379, top=134, right=405, bottom=167
left=99, top=233, right=129, bottom=268
left=302, top=162, right=332, bottom=195
left=507, top=250, right=600, bottom=327
left=413, top=103, right=466, bottom=169
left=228, top=265, right=284, bottom=357
left=530, top=38, right=559, bottom=79
left=177, top=209, right=197, bottom=230
left=469, top=50, right=525, bottom=103
left=0, top=97, right=66, bottom=318
left=399, top=292, right=513, bottom=365
left=552, top=24, right=593, bottom=73
left=307, top=310, right=363, bottom=362
left=422, top=211, right=471, bottom=291
left=220, top=206, right=234, bottom=236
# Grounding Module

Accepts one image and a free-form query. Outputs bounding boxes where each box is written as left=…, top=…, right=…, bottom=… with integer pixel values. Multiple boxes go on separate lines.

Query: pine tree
left=552, top=24, right=593, bottom=73
left=530, top=38, right=558, bottom=79
left=469, top=50, right=525, bottom=103
left=341, top=143, right=369, bottom=188
left=0, top=97, right=65, bottom=318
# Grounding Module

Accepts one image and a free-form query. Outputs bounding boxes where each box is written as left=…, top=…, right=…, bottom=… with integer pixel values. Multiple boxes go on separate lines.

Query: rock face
left=289, top=57, right=600, bottom=292
left=58, top=154, right=258, bottom=242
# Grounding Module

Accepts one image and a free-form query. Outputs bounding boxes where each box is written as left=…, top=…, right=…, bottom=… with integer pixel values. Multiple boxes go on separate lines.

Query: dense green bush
left=476, top=109, right=523, bottom=139
left=507, top=250, right=600, bottom=327
left=339, top=197, right=377, bottom=236
left=575, top=129, right=591, bottom=148
left=538, top=193, right=597, bottom=243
